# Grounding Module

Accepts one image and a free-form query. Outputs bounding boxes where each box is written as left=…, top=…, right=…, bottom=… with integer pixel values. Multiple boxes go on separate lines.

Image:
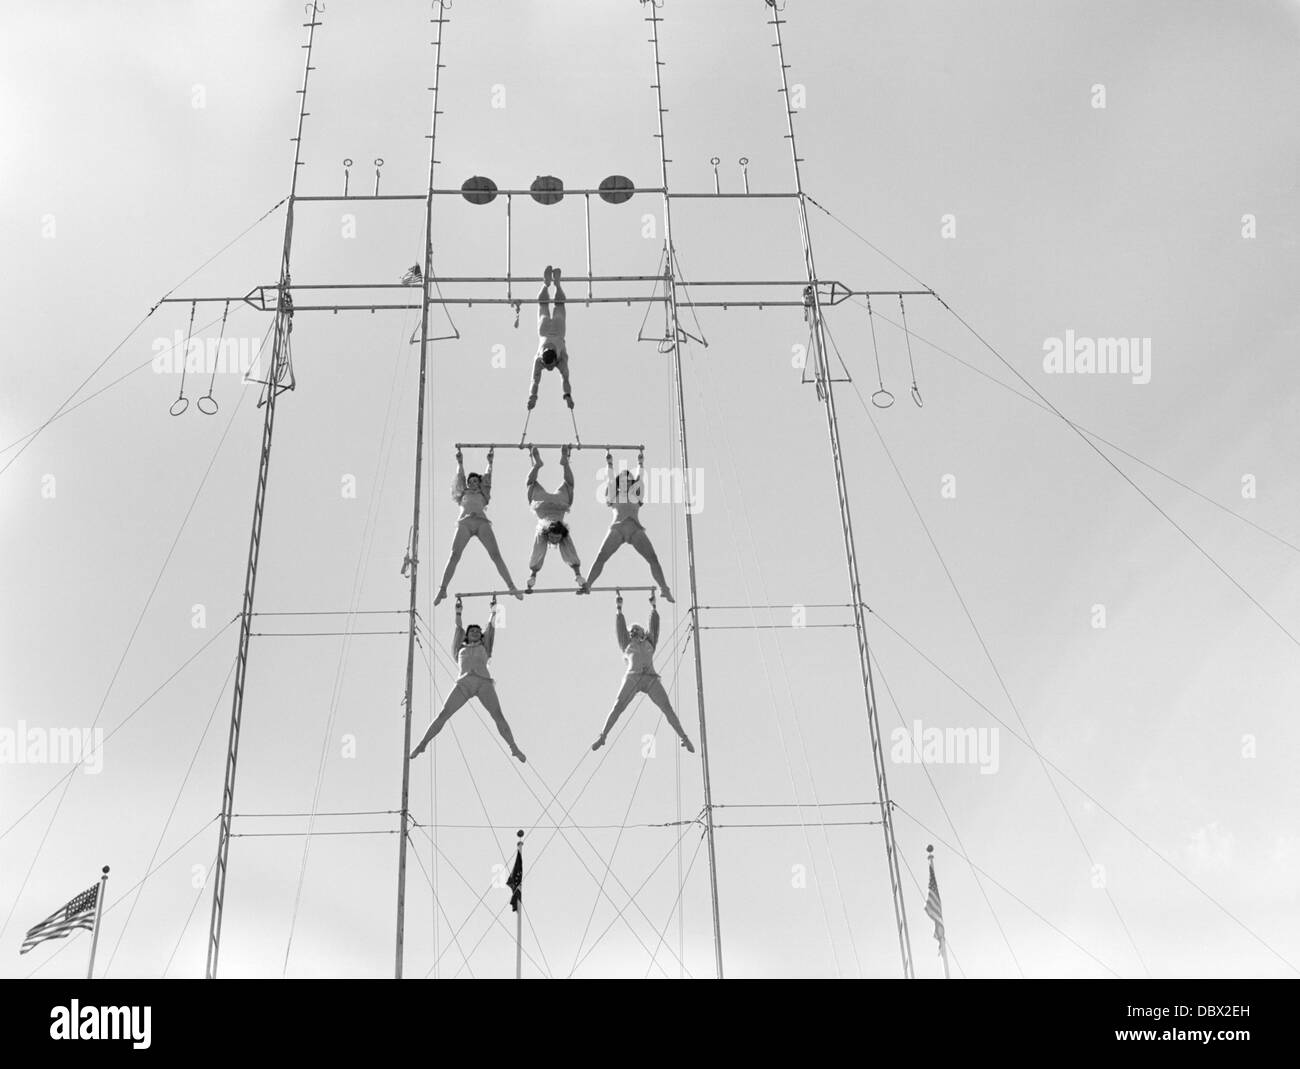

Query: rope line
left=1, top=197, right=286, bottom=476
left=104, top=657, right=237, bottom=974
left=828, top=314, right=1151, bottom=977
left=0, top=375, right=251, bottom=943
left=856, top=300, right=1300, bottom=557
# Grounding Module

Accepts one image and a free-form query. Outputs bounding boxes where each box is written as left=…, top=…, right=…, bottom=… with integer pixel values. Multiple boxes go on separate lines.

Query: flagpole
left=514, top=831, right=523, bottom=980
left=86, top=865, right=109, bottom=980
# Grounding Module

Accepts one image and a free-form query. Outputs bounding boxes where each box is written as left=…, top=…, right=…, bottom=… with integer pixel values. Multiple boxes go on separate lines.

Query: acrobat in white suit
left=591, top=592, right=694, bottom=753
left=527, top=266, right=574, bottom=410
left=410, top=599, right=526, bottom=763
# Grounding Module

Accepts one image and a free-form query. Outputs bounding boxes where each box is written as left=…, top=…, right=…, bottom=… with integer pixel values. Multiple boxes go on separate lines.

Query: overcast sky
left=1, top=0, right=1297, bottom=978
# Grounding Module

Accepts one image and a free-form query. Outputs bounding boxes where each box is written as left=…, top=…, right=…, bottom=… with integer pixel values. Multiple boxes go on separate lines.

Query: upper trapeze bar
left=454, top=441, right=643, bottom=452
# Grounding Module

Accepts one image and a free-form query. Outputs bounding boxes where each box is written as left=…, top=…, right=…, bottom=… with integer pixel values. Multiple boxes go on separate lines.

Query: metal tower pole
left=395, top=0, right=449, bottom=980
left=767, top=3, right=915, bottom=978
left=645, top=0, right=725, bottom=979
left=205, top=2, right=321, bottom=980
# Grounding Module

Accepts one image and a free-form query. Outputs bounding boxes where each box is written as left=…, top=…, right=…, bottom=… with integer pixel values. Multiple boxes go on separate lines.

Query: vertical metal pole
left=505, top=194, right=513, bottom=305
left=395, top=0, right=449, bottom=980
left=584, top=193, right=593, bottom=300
left=86, top=866, right=109, bottom=980
left=645, top=0, right=724, bottom=979
left=205, top=3, right=319, bottom=980
left=767, top=4, right=914, bottom=978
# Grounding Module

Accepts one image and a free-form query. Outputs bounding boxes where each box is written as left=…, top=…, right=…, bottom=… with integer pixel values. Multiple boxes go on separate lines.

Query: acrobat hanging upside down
left=526, top=265, right=574, bottom=411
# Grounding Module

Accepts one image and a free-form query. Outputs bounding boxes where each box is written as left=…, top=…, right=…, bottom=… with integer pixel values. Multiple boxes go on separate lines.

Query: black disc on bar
left=598, top=175, right=635, bottom=204
left=529, top=175, right=564, bottom=205
left=461, top=175, right=498, bottom=205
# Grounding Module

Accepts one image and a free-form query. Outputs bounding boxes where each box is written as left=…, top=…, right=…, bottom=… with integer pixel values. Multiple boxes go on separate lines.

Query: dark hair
left=544, top=520, right=569, bottom=544
left=464, top=623, right=483, bottom=641
left=541, top=348, right=559, bottom=368
left=466, top=472, right=483, bottom=484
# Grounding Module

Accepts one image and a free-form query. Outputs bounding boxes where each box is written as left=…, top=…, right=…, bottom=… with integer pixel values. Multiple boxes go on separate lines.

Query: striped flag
left=925, top=861, right=945, bottom=953
left=21, top=883, right=99, bottom=955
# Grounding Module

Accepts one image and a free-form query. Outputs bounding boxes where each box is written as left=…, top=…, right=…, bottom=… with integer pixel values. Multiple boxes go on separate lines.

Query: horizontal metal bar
left=248, top=630, right=409, bottom=637
left=698, top=603, right=857, bottom=610
left=160, top=277, right=843, bottom=294
left=289, top=188, right=801, bottom=202
left=294, top=187, right=667, bottom=201
left=698, top=624, right=855, bottom=630
left=455, top=442, right=643, bottom=451
left=293, top=195, right=427, bottom=202
left=453, top=585, right=657, bottom=598
left=153, top=290, right=936, bottom=310
left=283, top=276, right=667, bottom=289
left=667, top=192, right=799, bottom=199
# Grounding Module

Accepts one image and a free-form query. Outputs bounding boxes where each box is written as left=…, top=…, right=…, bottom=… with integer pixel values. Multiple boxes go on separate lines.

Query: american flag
left=506, top=850, right=523, bottom=913
left=925, top=862, right=945, bottom=953
left=21, top=882, right=99, bottom=955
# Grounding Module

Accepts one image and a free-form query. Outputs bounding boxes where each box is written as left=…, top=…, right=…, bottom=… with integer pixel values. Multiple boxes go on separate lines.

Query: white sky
left=1, top=0, right=1297, bottom=978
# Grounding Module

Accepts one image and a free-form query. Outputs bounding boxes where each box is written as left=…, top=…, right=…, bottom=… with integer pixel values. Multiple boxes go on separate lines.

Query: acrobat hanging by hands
left=582, top=449, right=673, bottom=601
left=410, top=596, right=526, bottom=764
left=526, top=266, right=574, bottom=411
left=591, top=589, right=694, bottom=754
left=433, top=447, right=524, bottom=607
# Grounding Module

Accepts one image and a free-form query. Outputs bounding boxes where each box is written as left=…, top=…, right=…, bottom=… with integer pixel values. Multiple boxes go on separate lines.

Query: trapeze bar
left=454, top=585, right=657, bottom=598
left=455, top=441, right=643, bottom=451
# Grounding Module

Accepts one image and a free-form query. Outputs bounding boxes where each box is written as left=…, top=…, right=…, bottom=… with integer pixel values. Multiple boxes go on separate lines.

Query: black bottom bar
left=1, top=978, right=1285, bottom=1055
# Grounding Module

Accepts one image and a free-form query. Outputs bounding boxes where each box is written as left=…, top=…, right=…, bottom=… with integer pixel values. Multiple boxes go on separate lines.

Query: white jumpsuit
left=529, top=282, right=572, bottom=403
left=527, top=462, right=581, bottom=572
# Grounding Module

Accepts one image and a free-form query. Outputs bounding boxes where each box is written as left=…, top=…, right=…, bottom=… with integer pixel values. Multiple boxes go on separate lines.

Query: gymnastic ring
left=910, top=385, right=924, bottom=408
left=169, top=397, right=189, bottom=416
left=197, top=395, right=220, bottom=415
left=870, top=389, right=895, bottom=410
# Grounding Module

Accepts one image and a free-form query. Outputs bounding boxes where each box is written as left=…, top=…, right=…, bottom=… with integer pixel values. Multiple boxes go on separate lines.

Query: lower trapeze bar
left=454, top=585, right=657, bottom=599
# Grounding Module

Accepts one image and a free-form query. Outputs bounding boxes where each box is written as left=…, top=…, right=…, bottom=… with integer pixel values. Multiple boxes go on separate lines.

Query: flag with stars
left=20, top=883, right=99, bottom=955
left=924, top=862, right=945, bottom=953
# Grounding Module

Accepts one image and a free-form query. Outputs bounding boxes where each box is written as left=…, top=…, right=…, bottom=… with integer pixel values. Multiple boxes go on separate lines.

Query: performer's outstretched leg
left=630, top=529, right=673, bottom=601
left=536, top=278, right=552, bottom=325
left=478, top=526, right=524, bottom=599
left=592, top=676, right=641, bottom=750
left=552, top=273, right=566, bottom=333
left=434, top=523, right=474, bottom=605
left=582, top=527, right=622, bottom=590
left=411, top=681, right=473, bottom=758
left=478, top=683, right=525, bottom=762
left=645, top=678, right=693, bottom=752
